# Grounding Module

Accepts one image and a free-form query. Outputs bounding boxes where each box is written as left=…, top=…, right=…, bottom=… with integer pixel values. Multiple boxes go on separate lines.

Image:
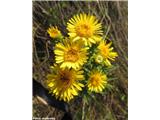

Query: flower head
left=87, top=70, right=107, bottom=93
left=98, top=40, right=118, bottom=66
left=95, top=54, right=103, bottom=64
left=46, top=65, right=84, bottom=102
left=47, top=26, right=62, bottom=39
left=54, top=38, right=88, bottom=70
left=67, top=13, right=103, bottom=46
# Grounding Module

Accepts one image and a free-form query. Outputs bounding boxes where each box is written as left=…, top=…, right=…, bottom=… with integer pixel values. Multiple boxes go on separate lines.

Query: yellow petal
left=48, top=82, right=54, bottom=87
left=73, top=83, right=82, bottom=91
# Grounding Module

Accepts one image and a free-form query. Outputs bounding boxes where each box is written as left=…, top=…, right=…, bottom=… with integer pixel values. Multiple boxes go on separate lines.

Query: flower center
left=58, top=70, right=73, bottom=91
left=60, top=73, right=70, bottom=81
left=52, top=30, right=59, bottom=35
left=90, top=74, right=101, bottom=86
left=100, top=46, right=109, bottom=57
left=65, top=48, right=79, bottom=62
left=76, top=23, right=93, bottom=37
left=59, top=70, right=73, bottom=82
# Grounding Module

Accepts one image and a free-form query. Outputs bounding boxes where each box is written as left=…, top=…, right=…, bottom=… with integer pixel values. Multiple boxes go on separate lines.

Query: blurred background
left=33, top=1, right=128, bottom=120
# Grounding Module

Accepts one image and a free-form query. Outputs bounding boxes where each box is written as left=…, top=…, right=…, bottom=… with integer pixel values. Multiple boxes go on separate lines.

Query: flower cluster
left=46, top=13, right=118, bottom=102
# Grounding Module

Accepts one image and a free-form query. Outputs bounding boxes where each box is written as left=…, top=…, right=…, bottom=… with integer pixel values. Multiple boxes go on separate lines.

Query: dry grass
left=33, top=1, right=128, bottom=120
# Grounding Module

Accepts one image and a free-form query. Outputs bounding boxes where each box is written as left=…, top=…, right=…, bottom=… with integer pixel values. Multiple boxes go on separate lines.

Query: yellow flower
left=54, top=38, right=88, bottom=70
left=46, top=65, right=84, bottom=102
left=67, top=13, right=103, bottom=46
left=47, top=26, right=62, bottom=39
left=98, top=40, right=118, bottom=66
left=87, top=70, right=107, bottom=93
